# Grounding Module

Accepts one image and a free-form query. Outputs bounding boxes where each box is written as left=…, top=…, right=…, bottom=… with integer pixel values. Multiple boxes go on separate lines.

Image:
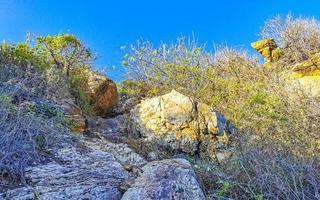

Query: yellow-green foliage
left=0, top=33, right=96, bottom=114
left=36, top=34, right=93, bottom=76
left=0, top=40, right=48, bottom=70
left=119, top=79, right=160, bottom=98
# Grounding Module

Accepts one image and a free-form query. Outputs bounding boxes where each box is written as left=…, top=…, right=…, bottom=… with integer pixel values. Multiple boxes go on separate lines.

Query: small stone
left=147, top=152, right=157, bottom=161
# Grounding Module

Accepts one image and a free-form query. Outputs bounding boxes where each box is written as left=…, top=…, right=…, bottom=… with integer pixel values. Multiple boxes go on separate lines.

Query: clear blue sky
left=1, top=0, right=320, bottom=81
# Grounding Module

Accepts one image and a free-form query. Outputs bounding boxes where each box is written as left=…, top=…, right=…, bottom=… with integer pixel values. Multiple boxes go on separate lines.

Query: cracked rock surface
left=122, top=158, right=205, bottom=200
left=0, top=137, right=146, bottom=200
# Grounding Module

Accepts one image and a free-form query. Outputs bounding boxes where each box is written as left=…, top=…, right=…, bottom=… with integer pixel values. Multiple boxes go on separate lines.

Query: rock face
left=289, top=53, right=320, bottom=97
left=129, top=90, right=236, bottom=159
left=252, top=39, right=320, bottom=97
left=122, top=158, right=205, bottom=200
left=251, top=39, right=281, bottom=63
left=0, top=138, right=147, bottom=200
left=86, top=114, right=128, bottom=142
left=87, top=70, right=119, bottom=116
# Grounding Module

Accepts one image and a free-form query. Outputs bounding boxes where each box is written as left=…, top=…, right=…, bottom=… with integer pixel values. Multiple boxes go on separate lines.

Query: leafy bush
left=35, top=34, right=93, bottom=77
left=0, top=34, right=97, bottom=114
left=122, top=37, right=213, bottom=101
left=0, top=40, right=48, bottom=70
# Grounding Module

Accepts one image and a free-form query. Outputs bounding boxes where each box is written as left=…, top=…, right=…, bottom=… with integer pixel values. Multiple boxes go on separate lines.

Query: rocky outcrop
left=251, top=39, right=281, bottom=63
left=122, top=158, right=205, bottom=200
left=0, top=137, right=147, bottom=200
left=86, top=70, right=119, bottom=116
left=288, top=53, right=320, bottom=97
left=252, top=39, right=320, bottom=97
left=129, top=90, right=236, bottom=160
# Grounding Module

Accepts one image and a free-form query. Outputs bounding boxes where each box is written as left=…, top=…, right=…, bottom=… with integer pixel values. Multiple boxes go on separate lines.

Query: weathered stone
left=215, top=150, right=233, bottom=163
left=122, top=158, right=205, bottom=200
left=251, top=39, right=320, bottom=97
left=287, top=53, right=320, bottom=97
left=0, top=187, right=36, bottom=200
left=113, top=95, right=138, bottom=114
left=85, top=138, right=148, bottom=168
left=86, top=114, right=128, bottom=142
left=147, top=152, right=158, bottom=161
left=86, top=70, right=119, bottom=116
left=0, top=137, right=147, bottom=200
left=291, top=53, right=320, bottom=75
left=129, top=90, right=236, bottom=159
left=251, top=39, right=280, bottom=62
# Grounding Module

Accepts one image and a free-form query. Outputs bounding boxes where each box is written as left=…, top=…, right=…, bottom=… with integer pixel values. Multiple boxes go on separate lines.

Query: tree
left=35, top=34, right=93, bottom=77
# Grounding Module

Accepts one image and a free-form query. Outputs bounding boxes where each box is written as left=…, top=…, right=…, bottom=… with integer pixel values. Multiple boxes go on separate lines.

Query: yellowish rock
left=251, top=39, right=320, bottom=97
left=129, top=90, right=235, bottom=157
left=251, top=39, right=280, bottom=62
left=287, top=53, right=320, bottom=97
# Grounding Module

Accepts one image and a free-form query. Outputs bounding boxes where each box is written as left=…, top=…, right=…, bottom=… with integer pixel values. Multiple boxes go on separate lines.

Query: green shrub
left=35, top=34, right=93, bottom=77
left=0, top=33, right=97, bottom=114
left=0, top=41, right=48, bottom=70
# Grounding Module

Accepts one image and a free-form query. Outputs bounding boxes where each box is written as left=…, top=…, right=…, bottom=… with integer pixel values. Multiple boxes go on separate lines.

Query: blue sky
left=1, top=0, right=320, bottom=81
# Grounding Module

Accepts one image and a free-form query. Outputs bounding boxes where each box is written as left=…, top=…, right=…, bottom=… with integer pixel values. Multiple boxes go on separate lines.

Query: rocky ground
left=0, top=91, right=218, bottom=200
left=0, top=117, right=206, bottom=199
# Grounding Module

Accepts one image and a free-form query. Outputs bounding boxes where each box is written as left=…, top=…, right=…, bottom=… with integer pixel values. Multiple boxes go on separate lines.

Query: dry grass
left=221, top=135, right=320, bottom=200
left=0, top=104, right=72, bottom=188
left=261, top=14, right=320, bottom=65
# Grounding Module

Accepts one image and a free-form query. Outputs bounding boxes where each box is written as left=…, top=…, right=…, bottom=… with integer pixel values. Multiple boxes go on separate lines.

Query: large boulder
left=86, top=70, right=119, bottom=116
left=122, top=158, right=205, bottom=200
left=129, top=90, right=236, bottom=160
left=0, top=137, right=147, bottom=200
